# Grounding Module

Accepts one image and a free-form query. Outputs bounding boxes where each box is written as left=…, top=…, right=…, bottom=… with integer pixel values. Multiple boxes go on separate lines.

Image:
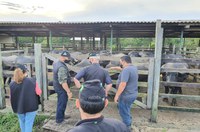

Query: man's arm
left=114, top=69, right=129, bottom=103
left=74, top=68, right=86, bottom=88
left=104, top=71, right=113, bottom=96
left=58, top=67, right=72, bottom=99
left=62, top=82, right=72, bottom=99
left=114, top=82, right=126, bottom=103
left=105, top=83, right=112, bottom=96
left=73, top=77, right=81, bottom=88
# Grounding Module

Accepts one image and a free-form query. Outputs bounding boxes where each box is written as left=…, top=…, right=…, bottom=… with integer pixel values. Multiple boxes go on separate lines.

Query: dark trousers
left=56, top=90, right=68, bottom=123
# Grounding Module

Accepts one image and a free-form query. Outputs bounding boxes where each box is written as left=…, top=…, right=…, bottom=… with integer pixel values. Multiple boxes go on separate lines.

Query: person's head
left=60, top=51, right=71, bottom=63
left=88, top=52, right=100, bottom=64
left=120, top=55, right=132, bottom=68
left=76, top=79, right=108, bottom=118
left=13, top=64, right=28, bottom=84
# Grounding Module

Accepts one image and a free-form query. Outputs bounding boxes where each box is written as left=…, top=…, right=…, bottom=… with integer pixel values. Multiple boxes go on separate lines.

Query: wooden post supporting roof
left=110, top=25, right=113, bottom=54
left=151, top=20, right=163, bottom=122
left=0, top=46, right=5, bottom=109
left=93, top=34, right=95, bottom=50
left=49, top=31, right=52, bottom=51
left=81, top=32, right=83, bottom=50
left=34, top=44, right=44, bottom=111
left=179, top=29, right=184, bottom=53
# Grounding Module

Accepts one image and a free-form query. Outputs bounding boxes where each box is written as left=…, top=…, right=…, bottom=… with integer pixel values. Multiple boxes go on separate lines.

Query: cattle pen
left=0, top=20, right=200, bottom=131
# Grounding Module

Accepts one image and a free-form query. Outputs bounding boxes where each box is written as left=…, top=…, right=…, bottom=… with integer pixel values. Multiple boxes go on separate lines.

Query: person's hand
left=67, top=92, right=73, bottom=99
left=114, top=95, right=119, bottom=103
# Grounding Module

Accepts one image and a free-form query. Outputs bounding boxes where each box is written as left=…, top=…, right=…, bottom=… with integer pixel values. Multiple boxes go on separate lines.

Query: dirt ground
left=2, top=83, right=200, bottom=132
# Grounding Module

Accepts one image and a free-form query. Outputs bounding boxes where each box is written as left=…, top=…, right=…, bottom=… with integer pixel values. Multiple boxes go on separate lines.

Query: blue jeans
left=118, top=95, right=136, bottom=127
left=56, top=90, right=68, bottom=123
left=17, top=111, right=37, bottom=132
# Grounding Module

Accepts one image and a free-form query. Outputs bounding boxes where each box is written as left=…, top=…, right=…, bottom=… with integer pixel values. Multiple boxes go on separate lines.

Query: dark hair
left=120, top=55, right=132, bottom=63
left=79, top=96, right=105, bottom=114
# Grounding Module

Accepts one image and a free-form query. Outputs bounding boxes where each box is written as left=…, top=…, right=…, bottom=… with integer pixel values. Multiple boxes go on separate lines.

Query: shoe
left=56, top=119, right=64, bottom=124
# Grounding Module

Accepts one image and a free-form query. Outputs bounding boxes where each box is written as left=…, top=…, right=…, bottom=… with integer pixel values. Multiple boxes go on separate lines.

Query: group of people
left=9, top=50, right=138, bottom=132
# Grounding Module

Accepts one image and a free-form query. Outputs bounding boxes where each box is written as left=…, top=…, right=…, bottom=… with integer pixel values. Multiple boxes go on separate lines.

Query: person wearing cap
left=74, top=52, right=112, bottom=95
left=53, top=50, right=73, bottom=123
left=113, top=55, right=138, bottom=130
left=68, top=79, right=130, bottom=132
left=9, top=64, right=42, bottom=132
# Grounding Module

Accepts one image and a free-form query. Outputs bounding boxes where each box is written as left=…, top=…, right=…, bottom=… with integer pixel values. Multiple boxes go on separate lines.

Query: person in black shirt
left=9, top=64, right=42, bottom=132
left=68, top=79, right=130, bottom=132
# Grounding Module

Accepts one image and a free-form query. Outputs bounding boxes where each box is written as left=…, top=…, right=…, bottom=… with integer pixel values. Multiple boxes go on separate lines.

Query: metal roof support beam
left=151, top=19, right=163, bottom=122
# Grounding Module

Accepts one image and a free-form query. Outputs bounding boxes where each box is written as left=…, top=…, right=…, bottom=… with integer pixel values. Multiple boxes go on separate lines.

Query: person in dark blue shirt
left=74, top=52, right=112, bottom=95
left=68, top=79, right=130, bottom=132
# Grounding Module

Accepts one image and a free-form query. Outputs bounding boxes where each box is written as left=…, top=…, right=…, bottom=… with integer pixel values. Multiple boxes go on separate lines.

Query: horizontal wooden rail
left=160, top=81, right=200, bottom=88
left=159, top=93, right=200, bottom=101
left=158, top=105, right=200, bottom=113
left=161, top=68, right=200, bottom=73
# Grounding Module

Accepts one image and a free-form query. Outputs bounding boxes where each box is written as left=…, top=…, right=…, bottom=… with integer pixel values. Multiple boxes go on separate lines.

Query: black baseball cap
left=79, top=79, right=106, bottom=102
left=17, top=64, right=28, bottom=73
left=61, top=51, right=71, bottom=58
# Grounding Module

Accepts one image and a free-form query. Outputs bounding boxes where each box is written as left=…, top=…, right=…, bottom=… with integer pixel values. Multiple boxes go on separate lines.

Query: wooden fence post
left=42, top=53, right=48, bottom=100
left=34, top=43, right=44, bottom=111
left=151, top=20, right=163, bottom=122
left=147, top=58, right=154, bottom=109
left=0, top=46, right=5, bottom=109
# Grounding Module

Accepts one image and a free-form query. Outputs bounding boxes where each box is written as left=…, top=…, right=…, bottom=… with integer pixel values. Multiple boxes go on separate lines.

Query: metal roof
left=0, top=20, right=200, bottom=38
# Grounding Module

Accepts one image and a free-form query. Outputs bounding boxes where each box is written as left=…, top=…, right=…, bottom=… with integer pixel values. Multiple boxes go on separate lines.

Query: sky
left=0, top=0, right=199, bottom=22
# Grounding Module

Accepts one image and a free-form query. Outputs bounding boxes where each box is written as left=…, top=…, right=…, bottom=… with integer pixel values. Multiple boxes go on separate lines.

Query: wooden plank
left=160, top=81, right=200, bottom=88
left=147, top=58, right=154, bottom=109
left=161, top=68, right=200, bottom=73
left=159, top=93, right=200, bottom=101
left=133, top=100, right=147, bottom=109
left=151, top=20, right=163, bottom=122
left=26, top=64, right=31, bottom=77
left=162, top=58, right=200, bottom=65
left=138, top=82, right=148, bottom=87
left=1, top=50, right=24, bottom=54
left=0, top=47, right=5, bottom=109
left=158, top=105, right=200, bottom=113
left=112, top=80, right=148, bottom=88
left=42, top=53, right=48, bottom=100
left=34, top=44, right=43, bottom=111
left=109, top=70, right=148, bottom=75
left=45, top=53, right=57, bottom=62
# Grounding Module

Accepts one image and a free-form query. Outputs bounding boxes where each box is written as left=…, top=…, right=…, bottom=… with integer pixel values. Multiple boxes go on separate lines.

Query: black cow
left=161, top=62, right=189, bottom=106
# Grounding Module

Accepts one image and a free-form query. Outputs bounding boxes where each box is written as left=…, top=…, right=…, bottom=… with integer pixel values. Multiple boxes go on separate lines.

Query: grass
left=0, top=112, right=49, bottom=132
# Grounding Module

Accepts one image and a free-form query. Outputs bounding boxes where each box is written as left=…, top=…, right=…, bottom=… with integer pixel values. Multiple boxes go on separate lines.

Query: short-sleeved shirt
left=117, top=65, right=138, bottom=97
left=75, top=63, right=112, bottom=87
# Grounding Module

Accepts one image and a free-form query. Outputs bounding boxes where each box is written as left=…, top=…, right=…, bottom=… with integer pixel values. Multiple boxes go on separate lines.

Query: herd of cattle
left=2, top=50, right=199, bottom=106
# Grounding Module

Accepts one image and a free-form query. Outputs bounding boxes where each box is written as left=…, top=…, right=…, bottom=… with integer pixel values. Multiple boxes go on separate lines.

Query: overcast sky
left=0, top=0, right=199, bottom=22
